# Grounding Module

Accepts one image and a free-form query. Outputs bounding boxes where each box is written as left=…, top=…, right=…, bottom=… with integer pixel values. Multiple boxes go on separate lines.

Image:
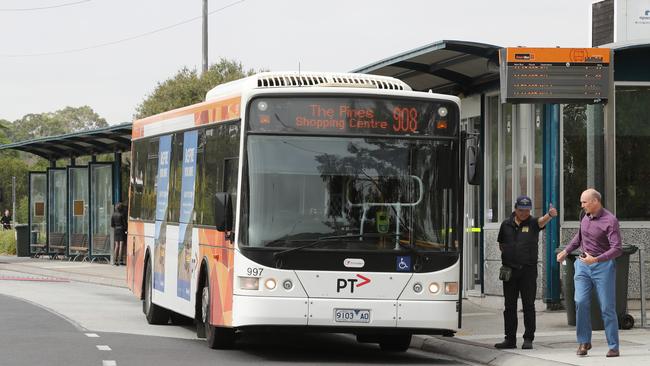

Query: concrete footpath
left=414, top=295, right=650, bottom=366
left=1, top=255, right=649, bottom=365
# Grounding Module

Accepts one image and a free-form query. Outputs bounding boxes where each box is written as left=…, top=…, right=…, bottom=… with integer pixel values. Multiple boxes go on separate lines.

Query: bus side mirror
left=466, top=144, right=482, bottom=186
left=215, top=192, right=233, bottom=232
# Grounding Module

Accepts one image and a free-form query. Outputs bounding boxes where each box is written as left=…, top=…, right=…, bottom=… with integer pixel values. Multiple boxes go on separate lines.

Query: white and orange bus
left=127, top=72, right=477, bottom=351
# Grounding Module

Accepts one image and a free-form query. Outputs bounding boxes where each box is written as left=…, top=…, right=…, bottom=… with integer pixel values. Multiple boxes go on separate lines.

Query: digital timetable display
left=499, top=47, right=611, bottom=104
left=247, top=96, right=457, bottom=136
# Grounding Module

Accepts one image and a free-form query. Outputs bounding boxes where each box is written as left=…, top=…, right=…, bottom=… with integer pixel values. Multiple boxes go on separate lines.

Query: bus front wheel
left=379, top=334, right=412, bottom=352
left=202, top=282, right=235, bottom=349
left=143, top=259, right=170, bottom=325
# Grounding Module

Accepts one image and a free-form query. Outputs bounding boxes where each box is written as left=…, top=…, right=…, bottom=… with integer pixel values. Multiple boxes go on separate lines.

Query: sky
left=0, top=0, right=597, bottom=125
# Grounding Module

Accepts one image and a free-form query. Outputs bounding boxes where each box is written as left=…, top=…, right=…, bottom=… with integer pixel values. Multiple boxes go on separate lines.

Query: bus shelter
left=3, top=123, right=131, bottom=262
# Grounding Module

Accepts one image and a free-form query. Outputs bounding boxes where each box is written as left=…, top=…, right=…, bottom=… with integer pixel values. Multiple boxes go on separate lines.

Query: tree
left=134, top=58, right=257, bottom=119
left=9, top=106, right=108, bottom=142
left=0, top=120, right=11, bottom=145
left=54, top=106, right=109, bottom=132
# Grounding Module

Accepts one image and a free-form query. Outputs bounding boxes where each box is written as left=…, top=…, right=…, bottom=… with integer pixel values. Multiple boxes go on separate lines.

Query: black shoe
left=494, top=340, right=516, bottom=349
left=522, top=340, right=533, bottom=349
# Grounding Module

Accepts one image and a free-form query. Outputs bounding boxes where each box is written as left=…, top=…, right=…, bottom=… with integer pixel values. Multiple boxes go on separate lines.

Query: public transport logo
left=336, top=274, right=371, bottom=293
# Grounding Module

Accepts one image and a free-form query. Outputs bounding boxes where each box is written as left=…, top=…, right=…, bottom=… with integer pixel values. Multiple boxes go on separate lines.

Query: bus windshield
left=240, top=135, right=459, bottom=252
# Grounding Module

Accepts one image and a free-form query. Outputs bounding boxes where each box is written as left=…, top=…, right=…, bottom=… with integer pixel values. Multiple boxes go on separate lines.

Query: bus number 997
left=247, top=267, right=264, bottom=277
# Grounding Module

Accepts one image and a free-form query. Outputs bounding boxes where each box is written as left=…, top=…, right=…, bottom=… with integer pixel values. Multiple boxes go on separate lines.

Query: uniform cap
left=515, top=195, right=532, bottom=209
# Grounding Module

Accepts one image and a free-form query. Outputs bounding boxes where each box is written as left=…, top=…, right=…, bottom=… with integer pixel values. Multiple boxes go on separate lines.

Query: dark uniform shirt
left=497, top=213, right=544, bottom=267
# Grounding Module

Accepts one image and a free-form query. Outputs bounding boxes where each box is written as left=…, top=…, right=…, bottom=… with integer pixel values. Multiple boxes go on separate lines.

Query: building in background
left=356, top=0, right=650, bottom=308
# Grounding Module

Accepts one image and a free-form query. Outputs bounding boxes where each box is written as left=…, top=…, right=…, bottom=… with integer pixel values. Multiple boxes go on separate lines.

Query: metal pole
left=11, top=176, right=16, bottom=226
left=202, top=0, right=208, bottom=75
left=640, top=248, right=646, bottom=327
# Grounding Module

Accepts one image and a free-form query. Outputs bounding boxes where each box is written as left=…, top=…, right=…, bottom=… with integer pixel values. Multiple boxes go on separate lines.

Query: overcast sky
left=0, top=0, right=597, bottom=124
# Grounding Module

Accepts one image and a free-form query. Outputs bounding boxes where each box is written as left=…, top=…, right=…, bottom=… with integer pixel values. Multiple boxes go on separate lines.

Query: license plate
left=334, top=308, right=370, bottom=323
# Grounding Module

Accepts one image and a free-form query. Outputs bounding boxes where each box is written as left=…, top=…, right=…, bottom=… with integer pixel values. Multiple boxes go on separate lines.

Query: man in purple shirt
left=556, top=188, right=622, bottom=358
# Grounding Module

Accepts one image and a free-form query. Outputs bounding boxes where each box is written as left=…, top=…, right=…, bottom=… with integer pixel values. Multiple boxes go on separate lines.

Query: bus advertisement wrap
left=177, top=130, right=198, bottom=301
left=154, top=135, right=172, bottom=292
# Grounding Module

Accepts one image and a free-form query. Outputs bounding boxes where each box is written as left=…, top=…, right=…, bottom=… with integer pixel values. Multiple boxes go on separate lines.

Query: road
left=0, top=269, right=475, bottom=366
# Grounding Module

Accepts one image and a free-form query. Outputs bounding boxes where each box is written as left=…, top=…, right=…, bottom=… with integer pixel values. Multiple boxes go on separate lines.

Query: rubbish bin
left=15, top=224, right=30, bottom=257
left=558, top=245, right=638, bottom=330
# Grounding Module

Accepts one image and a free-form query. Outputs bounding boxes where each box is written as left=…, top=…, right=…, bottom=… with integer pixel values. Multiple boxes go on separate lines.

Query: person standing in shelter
left=556, top=188, right=622, bottom=358
left=494, top=196, right=557, bottom=350
left=1, top=209, right=11, bottom=230
left=111, top=203, right=127, bottom=266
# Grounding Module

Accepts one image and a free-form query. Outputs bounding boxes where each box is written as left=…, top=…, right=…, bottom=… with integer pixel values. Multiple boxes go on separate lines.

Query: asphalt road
left=0, top=269, right=473, bottom=366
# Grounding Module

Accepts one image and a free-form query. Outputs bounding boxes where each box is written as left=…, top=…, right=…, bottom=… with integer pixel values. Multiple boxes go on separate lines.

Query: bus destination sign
left=499, top=47, right=611, bottom=104
left=247, top=96, right=457, bottom=136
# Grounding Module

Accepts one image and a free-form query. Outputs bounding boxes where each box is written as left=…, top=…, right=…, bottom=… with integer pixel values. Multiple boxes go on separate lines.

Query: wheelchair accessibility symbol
left=396, top=256, right=411, bottom=272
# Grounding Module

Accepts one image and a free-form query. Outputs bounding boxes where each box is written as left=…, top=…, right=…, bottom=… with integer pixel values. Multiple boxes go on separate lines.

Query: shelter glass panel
left=504, top=104, right=513, bottom=214
left=29, top=173, right=47, bottom=254
left=91, top=164, right=113, bottom=256
left=533, top=105, right=544, bottom=218
left=69, top=167, right=89, bottom=255
left=515, top=105, right=530, bottom=198
left=48, top=169, right=67, bottom=254
left=485, top=96, right=499, bottom=223
left=562, top=103, right=604, bottom=220
left=615, top=85, right=650, bottom=220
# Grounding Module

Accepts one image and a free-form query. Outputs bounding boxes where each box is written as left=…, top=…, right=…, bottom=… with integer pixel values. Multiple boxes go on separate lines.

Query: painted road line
left=0, top=275, right=69, bottom=282
left=102, top=361, right=117, bottom=366
left=85, top=333, right=100, bottom=337
left=96, top=345, right=112, bottom=351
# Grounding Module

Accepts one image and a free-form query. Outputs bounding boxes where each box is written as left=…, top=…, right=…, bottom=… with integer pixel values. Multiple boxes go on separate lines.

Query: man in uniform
left=494, top=195, right=557, bottom=350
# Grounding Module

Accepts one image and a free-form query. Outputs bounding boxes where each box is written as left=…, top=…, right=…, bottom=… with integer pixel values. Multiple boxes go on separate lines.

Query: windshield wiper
left=272, top=233, right=415, bottom=261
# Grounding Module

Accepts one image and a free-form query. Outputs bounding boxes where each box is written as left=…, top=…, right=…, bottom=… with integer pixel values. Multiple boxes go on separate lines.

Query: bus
left=126, top=71, right=479, bottom=351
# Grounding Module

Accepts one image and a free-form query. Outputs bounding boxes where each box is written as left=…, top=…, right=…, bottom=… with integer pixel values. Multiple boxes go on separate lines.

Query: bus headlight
left=413, top=282, right=423, bottom=293
left=445, top=282, right=459, bottom=295
left=428, top=282, right=440, bottom=294
left=264, top=278, right=277, bottom=290
left=239, top=277, right=259, bottom=290
left=257, top=101, right=268, bottom=111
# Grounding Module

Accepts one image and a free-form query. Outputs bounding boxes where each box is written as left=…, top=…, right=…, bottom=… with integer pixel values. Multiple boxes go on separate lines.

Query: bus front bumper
left=232, top=295, right=458, bottom=332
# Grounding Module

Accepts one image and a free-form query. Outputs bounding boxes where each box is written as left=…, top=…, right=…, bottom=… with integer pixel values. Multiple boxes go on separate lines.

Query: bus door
left=462, top=117, right=482, bottom=295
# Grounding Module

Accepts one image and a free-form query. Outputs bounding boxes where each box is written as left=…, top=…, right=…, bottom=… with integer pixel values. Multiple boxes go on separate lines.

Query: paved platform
left=2, top=255, right=649, bottom=365
left=0, top=255, right=126, bottom=288
left=414, top=295, right=650, bottom=365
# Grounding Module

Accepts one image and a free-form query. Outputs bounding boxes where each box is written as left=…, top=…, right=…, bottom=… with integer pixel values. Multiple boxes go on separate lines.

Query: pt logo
left=336, top=274, right=371, bottom=293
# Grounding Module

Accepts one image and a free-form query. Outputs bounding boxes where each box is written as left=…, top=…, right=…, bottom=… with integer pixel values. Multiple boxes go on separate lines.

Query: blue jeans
left=574, top=259, right=619, bottom=350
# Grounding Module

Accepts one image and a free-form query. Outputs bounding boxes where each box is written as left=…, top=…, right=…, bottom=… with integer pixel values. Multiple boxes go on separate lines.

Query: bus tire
left=143, top=259, right=170, bottom=325
left=378, top=334, right=412, bottom=352
left=202, top=282, right=235, bottom=349
left=170, top=312, right=193, bottom=326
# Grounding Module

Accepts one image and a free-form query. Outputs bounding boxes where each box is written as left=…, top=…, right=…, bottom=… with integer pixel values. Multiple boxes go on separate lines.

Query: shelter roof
left=0, top=122, right=132, bottom=161
left=353, top=40, right=502, bottom=95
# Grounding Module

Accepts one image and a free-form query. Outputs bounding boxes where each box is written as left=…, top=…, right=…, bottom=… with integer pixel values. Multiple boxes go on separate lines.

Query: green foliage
left=135, top=58, right=258, bottom=119
left=0, top=157, right=30, bottom=217
left=0, top=120, right=12, bottom=145
left=9, top=106, right=108, bottom=143
left=16, top=196, right=28, bottom=224
left=0, top=229, right=16, bottom=255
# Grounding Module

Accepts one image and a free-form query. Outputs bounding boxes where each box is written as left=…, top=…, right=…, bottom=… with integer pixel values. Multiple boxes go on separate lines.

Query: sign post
left=499, top=47, right=613, bottom=306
